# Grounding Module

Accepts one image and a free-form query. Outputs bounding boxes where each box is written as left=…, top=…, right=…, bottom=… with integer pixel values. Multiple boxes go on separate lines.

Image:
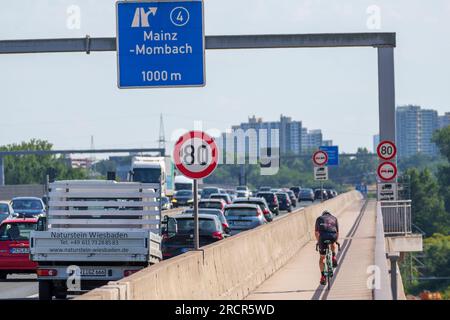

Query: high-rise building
left=439, top=112, right=450, bottom=129
left=322, top=140, right=333, bottom=147
left=224, top=115, right=303, bottom=157
left=373, top=134, right=380, bottom=153
left=301, top=129, right=323, bottom=152
left=396, top=105, right=439, bottom=158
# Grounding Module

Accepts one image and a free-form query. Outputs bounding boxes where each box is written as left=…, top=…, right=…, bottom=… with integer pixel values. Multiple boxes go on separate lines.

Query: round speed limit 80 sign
left=173, top=131, right=218, bottom=179
left=377, top=140, right=397, bottom=161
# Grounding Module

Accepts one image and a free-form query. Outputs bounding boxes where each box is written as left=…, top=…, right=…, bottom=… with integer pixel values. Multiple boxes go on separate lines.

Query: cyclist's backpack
left=316, top=214, right=338, bottom=233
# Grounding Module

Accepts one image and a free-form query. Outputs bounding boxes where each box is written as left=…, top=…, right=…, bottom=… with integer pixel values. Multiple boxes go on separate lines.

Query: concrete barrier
left=78, top=191, right=362, bottom=300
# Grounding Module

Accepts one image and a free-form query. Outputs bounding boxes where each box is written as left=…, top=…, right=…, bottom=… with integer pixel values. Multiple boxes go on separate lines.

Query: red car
left=0, top=218, right=38, bottom=279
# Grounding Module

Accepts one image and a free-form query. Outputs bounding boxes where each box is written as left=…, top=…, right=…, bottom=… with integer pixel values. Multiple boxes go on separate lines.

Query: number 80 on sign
left=173, top=131, right=218, bottom=179
left=377, top=140, right=397, bottom=161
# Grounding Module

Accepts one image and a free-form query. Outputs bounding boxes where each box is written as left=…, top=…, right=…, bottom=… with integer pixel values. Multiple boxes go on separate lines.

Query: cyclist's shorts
left=318, top=232, right=338, bottom=255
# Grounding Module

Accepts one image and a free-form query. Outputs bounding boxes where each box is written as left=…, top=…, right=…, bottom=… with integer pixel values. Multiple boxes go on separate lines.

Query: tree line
left=401, top=126, right=450, bottom=298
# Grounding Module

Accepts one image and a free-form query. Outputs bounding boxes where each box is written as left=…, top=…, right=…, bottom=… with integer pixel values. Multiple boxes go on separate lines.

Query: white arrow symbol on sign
left=131, top=7, right=158, bottom=28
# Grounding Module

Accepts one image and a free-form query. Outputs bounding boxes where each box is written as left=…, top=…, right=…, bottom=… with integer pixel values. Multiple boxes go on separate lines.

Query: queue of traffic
left=0, top=197, right=46, bottom=279
left=0, top=178, right=338, bottom=300
left=161, top=185, right=338, bottom=259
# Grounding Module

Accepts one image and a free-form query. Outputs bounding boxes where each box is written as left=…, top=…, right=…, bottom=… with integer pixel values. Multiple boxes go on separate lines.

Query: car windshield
left=257, top=194, right=273, bottom=202
left=132, top=168, right=161, bottom=183
left=276, top=193, right=288, bottom=200
left=0, top=222, right=36, bottom=241
left=12, top=199, right=43, bottom=211
left=225, top=208, right=258, bottom=217
left=201, top=188, right=218, bottom=197
left=198, top=202, right=222, bottom=210
left=174, top=183, right=192, bottom=191
left=0, top=204, right=9, bottom=214
left=161, top=198, right=169, bottom=204
left=176, top=190, right=192, bottom=197
left=184, top=209, right=221, bottom=215
left=210, top=195, right=226, bottom=200
left=176, top=218, right=217, bottom=233
left=236, top=187, right=247, bottom=191
left=234, top=200, right=265, bottom=209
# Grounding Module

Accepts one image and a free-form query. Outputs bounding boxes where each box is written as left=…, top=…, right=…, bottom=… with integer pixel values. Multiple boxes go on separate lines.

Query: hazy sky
left=1, top=0, right=449, bottom=154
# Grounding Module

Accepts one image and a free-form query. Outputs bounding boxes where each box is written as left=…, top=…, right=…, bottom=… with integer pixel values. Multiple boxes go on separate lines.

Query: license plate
left=10, top=247, right=29, bottom=254
left=80, top=268, right=107, bottom=277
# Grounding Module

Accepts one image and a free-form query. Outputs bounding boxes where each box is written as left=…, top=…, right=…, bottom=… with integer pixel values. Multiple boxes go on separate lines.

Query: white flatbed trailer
left=30, top=180, right=162, bottom=300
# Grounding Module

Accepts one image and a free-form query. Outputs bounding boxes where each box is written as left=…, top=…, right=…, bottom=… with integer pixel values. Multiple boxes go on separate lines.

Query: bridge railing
left=380, top=200, right=412, bottom=236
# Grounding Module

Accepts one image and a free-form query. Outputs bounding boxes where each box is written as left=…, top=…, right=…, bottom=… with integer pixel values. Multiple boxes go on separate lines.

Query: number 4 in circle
left=170, top=7, right=190, bottom=27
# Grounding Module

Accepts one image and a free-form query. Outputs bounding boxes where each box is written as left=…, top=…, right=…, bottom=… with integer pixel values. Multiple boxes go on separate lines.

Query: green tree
left=404, top=234, right=450, bottom=296
left=432, top=126, right=450, bottom=160
left=0, top=139, right=88, bottom=184
left=407, top=168, right=449, bottom=236
left=330, top=148, right=378, bottom=185
left=398, top=153, right=445, bottom=174
left=432, top=127, right=450, bottom=213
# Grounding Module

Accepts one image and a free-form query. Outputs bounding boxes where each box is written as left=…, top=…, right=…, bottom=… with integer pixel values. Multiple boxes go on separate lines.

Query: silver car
left=224, top=204, right=267, bottom=236
left=10, top=197, right=46, bottom=218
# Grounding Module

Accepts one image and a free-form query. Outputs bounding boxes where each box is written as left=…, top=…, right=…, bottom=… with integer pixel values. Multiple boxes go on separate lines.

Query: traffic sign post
left=312, top=150, right=328, bottom=167
left=314, top=166, right=328, bottom=181
left=377, top=140, right=397, bottom=161
left=377, top=161, right=397, bottom=182
left=173, top=130, right=218, bottom=250
left=377, top=182, right=397, bottom=201
left=312, top=150, right=328, bottom=203
left=376, top=140, right=398, bottom=200
left=116, top=0, right=205, bottom=88
left=314, top=166, right=329, bottom=202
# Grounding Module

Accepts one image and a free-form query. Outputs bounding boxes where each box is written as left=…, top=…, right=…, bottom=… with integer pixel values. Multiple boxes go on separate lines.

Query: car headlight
left=187, top=199, right=193, bottom=203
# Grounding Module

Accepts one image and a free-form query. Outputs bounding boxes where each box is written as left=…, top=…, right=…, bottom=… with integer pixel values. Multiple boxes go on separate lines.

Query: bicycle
left=316, top=240, right=341, bottom=290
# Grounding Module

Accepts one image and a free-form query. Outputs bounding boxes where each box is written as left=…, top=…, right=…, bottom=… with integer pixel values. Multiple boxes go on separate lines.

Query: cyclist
left=315, top=210, right=339, bottom=285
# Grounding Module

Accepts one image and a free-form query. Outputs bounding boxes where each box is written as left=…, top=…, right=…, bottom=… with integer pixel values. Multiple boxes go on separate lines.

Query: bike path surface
left=246, top=199, right=377, bottom=300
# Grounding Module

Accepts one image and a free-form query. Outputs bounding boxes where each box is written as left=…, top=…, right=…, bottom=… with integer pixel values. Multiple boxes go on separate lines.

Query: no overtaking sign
left=312, top=150, right=328, bottom=166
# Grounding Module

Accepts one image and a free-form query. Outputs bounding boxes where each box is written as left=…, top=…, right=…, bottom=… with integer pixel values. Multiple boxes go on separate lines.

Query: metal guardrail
left=380, top=200, right=412, bottom=236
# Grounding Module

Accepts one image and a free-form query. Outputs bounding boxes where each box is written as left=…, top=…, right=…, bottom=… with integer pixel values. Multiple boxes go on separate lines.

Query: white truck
left=174, top=175, right=194, bottom=192
left=129, top=156, right=175, bottom=197
left=30, top=180, right=162, bottom=300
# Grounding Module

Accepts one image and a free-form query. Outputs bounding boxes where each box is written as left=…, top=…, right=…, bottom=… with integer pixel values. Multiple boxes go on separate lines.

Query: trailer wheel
left=38, top=281, right=53, bottom=300
left=0, top=272, right=7, bottom=280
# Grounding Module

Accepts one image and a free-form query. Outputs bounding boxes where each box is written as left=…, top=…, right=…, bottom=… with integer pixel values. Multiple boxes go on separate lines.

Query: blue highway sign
left=319, top=146, right=339, bottom=166
left=116, top=0, right=205, bottom=88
